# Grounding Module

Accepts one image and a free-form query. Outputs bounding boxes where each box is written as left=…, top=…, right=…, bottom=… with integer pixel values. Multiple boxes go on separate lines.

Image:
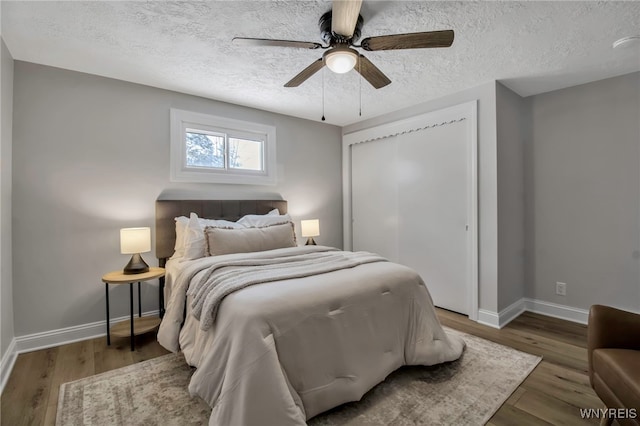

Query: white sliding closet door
left=351, top=120, right=471, bottom=315
left=397, top=121, right=469, bottom=314
left=351, top=137, right=399, bottom=262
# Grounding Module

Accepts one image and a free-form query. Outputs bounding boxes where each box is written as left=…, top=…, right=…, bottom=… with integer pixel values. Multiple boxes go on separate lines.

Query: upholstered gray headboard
left=155, top=199, right=288, bottom=264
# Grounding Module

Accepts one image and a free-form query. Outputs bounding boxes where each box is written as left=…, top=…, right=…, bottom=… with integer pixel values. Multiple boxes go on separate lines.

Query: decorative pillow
left=205, top=222, right=297, bottom=256
left=237, top=212, right=292, bottom=228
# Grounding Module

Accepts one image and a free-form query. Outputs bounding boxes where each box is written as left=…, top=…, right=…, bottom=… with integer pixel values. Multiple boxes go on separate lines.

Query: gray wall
left=344, top=81, right=500, bottom=314
left=496, top=82, right=527, bottom=311
left=9, top=59, right=638, bottom=341
left=1, top=38, right=15, bottom=358
left=12, top=61, right=343, bottom=336
left=525, top=72, right=640, bottom=312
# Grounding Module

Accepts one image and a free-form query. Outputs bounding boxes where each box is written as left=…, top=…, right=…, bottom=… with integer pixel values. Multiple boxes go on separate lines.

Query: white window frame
left=170, top=108, right=277, bottom=185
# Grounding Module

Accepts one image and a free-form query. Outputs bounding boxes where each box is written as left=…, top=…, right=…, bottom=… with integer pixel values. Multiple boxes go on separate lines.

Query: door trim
left=342, top=100, right=479, bottom=321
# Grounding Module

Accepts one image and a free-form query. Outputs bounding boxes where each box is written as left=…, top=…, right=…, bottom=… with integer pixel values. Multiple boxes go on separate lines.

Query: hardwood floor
left=1, top=310, right=603, bottom=425
left=0, top=333, right=170, bottom=426
left=437, top=309, right=602, bottom=425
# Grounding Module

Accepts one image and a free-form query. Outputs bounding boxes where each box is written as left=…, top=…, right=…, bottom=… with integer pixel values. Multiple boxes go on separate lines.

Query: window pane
left=228, top=138, right=264, bottom=171
left=185, top=132, right=225, bottom=168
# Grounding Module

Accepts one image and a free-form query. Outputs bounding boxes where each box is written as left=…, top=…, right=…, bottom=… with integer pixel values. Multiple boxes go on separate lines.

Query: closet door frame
left=342, top=101, right=479, bottom=321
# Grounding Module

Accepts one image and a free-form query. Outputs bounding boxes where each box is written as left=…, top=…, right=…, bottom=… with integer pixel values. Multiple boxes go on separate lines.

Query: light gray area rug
left=56, top=328, right=541, bottom=426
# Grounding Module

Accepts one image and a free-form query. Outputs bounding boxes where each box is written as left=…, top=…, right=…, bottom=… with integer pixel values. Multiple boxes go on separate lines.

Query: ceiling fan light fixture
left=324, top=47, right=358, bottom=74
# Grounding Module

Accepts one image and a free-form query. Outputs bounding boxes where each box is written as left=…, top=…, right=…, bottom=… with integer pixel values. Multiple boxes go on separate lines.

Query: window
left=170, top=109, right=276, bottom=184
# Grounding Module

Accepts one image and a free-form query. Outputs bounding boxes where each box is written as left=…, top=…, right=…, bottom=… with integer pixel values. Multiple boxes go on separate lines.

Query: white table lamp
left=301, top=219, right=320, bottom=245
left=120, top=227, right=151, bottom=274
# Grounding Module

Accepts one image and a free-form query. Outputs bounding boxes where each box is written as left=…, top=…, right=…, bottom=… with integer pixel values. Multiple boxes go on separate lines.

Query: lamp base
left=123, top=253, right=149, bottom=275
left=305, top=237, right=317, bottom=246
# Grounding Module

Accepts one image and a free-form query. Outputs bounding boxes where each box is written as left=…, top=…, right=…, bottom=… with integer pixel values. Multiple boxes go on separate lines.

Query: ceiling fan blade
left=361, top=30, right=454, bottom=51
left=332, top=0, right=363, bottom=38
left=233, top=37, right=322, bottom=50
left=355, top=55, right=391, bottom=89
left=284, top=58, right=325, bottom=87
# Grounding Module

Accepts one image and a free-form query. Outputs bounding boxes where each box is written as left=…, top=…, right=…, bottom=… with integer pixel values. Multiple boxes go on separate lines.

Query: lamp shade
left=120, top=227, right=151, bottom=254
left=301, top=220, right=320, bottom=238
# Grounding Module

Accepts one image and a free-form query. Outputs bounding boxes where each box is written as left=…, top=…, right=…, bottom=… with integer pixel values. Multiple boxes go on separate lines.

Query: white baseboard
left=476, top=298, right=587, bottom=329
left=523, top=298, right=588, bottom=324
left=15, top=310, right=160, bottom=354
left=498, top=298, right=527, bottom=327
left=477, top=309, right=500, bottom=328
left=1, top=338, right=17, bottom=394
left=477, top=298, right=526, bottom=329
left=1, top=310, right=160, bottom=394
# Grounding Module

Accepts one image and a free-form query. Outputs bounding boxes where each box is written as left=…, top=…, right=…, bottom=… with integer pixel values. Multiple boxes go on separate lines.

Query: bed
left=155, top=199, right=465, bottom=426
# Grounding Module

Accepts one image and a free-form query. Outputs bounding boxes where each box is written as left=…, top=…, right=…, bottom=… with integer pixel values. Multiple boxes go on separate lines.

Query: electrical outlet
left=556, top=282, right=567, bottom=296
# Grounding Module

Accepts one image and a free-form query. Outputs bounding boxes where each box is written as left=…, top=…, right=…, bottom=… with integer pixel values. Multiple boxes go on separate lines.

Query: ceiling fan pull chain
left=359, top=55, right=362, bottom=117
left=321, top=67, right=326, bottom=121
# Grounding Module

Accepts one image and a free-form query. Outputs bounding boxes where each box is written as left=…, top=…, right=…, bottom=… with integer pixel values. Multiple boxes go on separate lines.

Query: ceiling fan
left=232, top=0, right=454, bottom=89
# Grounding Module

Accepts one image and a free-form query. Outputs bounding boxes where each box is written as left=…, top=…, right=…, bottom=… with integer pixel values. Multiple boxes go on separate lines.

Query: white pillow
left=172, top=216, right=189, bottom=259
left=237, top=213, right=292, bottom=228
left=199, top=217, right=244, bottom=229
left=183, top=213, right=207, bottom=260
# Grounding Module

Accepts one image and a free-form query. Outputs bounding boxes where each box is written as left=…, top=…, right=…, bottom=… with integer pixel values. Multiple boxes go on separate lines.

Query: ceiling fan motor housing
left=319, top=11, right=363, bottom=45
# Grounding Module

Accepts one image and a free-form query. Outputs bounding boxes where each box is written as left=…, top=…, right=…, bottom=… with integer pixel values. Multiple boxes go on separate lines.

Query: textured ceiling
left=2, top=1, right=639, bottom=126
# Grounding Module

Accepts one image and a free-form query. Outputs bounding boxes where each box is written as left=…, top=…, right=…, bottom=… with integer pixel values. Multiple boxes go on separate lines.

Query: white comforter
left=158, top=246, right=465, bottom=426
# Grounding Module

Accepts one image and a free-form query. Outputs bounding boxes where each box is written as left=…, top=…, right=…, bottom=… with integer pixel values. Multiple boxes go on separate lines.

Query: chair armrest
left=588, top=304, right=640, bottom=384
